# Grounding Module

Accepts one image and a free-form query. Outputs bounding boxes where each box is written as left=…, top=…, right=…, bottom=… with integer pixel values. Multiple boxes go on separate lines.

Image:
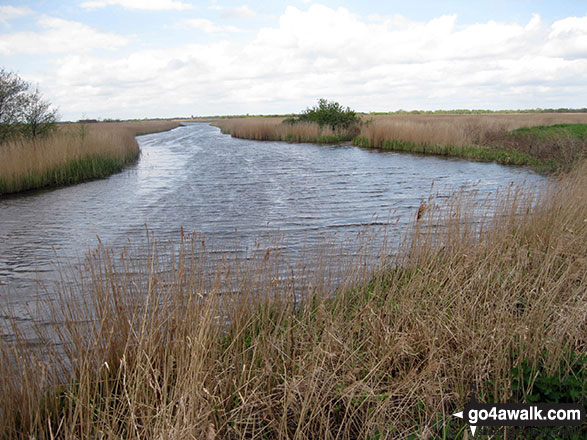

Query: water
left=0, top=123, right=546, bottom=336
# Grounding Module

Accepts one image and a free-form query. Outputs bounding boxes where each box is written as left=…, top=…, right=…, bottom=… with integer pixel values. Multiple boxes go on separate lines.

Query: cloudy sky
left=1, top=1, right=586, bottom=120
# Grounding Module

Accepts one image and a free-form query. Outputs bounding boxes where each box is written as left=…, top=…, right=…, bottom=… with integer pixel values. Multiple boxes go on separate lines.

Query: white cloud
left=545, top=15, right=587, bottom=58
left=80, top=0, right=192, bottom=11
left=550, top=15, right=587, bottom=36
left=207, top=5, right=257, bottom=19
left=0, top=16, right=130, bottom=55
left=0, top=5, right=32, bottom=24
left=224, top=5, right=257, bottom=19
left=185, top=18, right=243, bottom=34
left=29, top=5, right=587, bottom=118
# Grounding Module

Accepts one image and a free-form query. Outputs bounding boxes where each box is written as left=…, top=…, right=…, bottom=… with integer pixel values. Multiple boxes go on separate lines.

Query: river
left=0, top=123, right=546, bottom=340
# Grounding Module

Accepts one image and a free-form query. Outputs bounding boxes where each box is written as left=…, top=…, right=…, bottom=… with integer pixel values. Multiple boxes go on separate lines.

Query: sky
left=1, top=1, right=586, bottom=121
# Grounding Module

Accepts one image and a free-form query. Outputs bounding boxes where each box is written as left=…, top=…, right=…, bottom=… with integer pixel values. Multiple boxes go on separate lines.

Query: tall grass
left=0, top=121, right=180, bottom=195
left=212, top=117, right=356, bottom=144
left=1, top=157, right=585, bottom=438
left=214, top=113, right=587, bottom=172
left=356, top=114, right=587, bottom=171
left=357, top=113, right=587, bottom=147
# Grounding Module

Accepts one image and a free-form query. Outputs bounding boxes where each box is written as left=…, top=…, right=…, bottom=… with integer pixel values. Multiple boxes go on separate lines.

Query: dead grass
left=1, top=156, right=585, bottom=438
left=0, top=120, right=180, bottom=195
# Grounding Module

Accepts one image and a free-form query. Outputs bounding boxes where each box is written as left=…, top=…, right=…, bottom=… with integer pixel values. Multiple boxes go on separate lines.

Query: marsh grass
left=214, top=113, right=587, bottom=172
left=355, top=114, right=587, bottom=172
left=357, top=113, right=587, bottom=147
left=0, top=121, right=180, bottom=195
left=353, top=137, right=548, bottom=170
left=1, top=158, right=585, bottom=439
left=483, top=124, right=587, bottom=172
left=212, top=117, right=356, bottom=144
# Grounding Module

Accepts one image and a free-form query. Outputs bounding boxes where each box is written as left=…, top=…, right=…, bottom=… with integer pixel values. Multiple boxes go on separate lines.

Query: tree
left=0, top=68, right=29, bottom=141
left=0, top=68, right=58, bottom=141
left=20, top=87, right=58, bottom=139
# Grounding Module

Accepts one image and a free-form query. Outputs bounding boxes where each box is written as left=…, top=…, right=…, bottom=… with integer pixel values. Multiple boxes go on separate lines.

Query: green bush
left=286, top=98, right=360, bottom=131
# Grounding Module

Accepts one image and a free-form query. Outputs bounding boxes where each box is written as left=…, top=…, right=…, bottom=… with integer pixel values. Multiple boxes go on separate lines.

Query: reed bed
left=212, top=117, right=355, bottom=144
left=1, top=158, right=585, bottom=439
left=356, top=114, right=587, bottom=171
left=358, top=113, right=587, bottom=148
left=0, top=120, right=180, bottom=195
left=214, top=113, right=587, bottom=172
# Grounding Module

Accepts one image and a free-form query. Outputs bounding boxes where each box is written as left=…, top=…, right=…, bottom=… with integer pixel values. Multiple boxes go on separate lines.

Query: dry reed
left=0, top=120, right=180, bottom=195
left=359, top=113, right=587, bottom=148
left=214, top=113, right=587, bottom=172
left=212, top=117, right=354, bottom=143
left=213, top=113, right=587, bottom=149
left=0, top=158, right=585, bottom=438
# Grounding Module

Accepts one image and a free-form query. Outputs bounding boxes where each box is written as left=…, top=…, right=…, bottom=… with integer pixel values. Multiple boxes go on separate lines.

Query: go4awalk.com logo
left=452, top=395, right=585, bottom=436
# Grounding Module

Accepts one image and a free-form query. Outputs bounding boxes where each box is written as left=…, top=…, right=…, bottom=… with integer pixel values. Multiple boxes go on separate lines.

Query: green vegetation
left=513, top=123, right=587, bottom=140
left=282, top=132, right=353, bottom=144
left=284, top=98, right=360, bottom=131
left=355, top=122, right=587, bottom=173
left=504, top=352, right=586, bottom=439
left=0, top=152, right=137, bottom=194
left=353, top=136, right=553, bottom=170
left=0, top=68, right=58, bottom=141
left=510, top=352, right=585, bottom=405
left=484, top=123, right=587, bottom=172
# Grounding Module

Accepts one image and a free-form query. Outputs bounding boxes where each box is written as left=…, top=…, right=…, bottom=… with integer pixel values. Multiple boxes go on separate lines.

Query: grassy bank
left=1, top=154, right=585, bottom=438
left=353, top=136, right=549, bottom=170
left=0, top=120, right=180, bottom=195
left=355, top=115, right=587, bottom=173
left=214, top=113, right=587, bottom=173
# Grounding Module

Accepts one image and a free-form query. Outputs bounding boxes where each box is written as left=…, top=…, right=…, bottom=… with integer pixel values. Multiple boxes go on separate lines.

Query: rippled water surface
left=0, top=123, right=546, bottom=331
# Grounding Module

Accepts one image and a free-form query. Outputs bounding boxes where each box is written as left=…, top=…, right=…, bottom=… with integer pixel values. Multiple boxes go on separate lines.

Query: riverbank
left=211, top=117, right=355, bottom=144
left=0, top=120, right=180, bottom=195
left=213, top=113, right=587, bottom=173
left=355, top=122, right=586, bottom=173
left=1, top=149, right=584, bottom=438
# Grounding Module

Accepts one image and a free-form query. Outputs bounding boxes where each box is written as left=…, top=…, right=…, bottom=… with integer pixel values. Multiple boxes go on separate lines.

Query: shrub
left=287, top=98, right=360, bottom=131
